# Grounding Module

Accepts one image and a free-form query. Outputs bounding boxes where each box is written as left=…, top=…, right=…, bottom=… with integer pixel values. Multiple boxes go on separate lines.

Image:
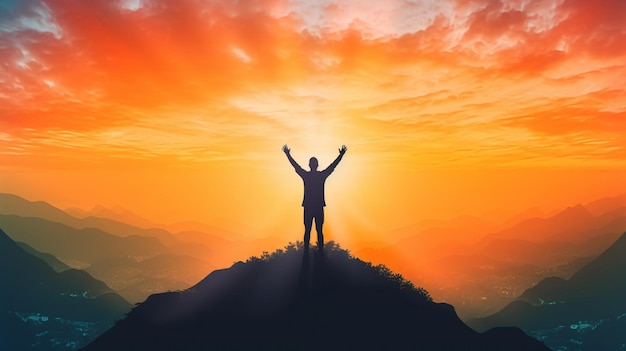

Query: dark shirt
left=295, top=167, right=335, bottom=207
left=286, top=151, right=344, bottom=208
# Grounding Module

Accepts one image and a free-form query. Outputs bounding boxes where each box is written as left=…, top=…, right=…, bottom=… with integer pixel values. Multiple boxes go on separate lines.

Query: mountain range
left=65, top=204, right=160, bottom=231
left=0, top=193, right=232, bottom=303
left=469, top=231, right=626, bottom=351
left=357, top=193, right=626, bottom=319
left=16, top=241, right=71, bottom=272
left=83, top=243, right=549, bottom=351
left=3, top=191, right=625, bottom=349
left=1, top=193, right=197, bottom=248
left=0, top=229, right=132, bottom=351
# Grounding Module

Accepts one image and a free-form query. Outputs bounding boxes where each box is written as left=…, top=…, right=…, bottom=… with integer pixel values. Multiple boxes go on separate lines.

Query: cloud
left=285, top=0, right=454, bottom=38
left=3, top=0, right=624, bottom=111
left=0, top=0, right=62, bottom=37
left=0, top=0, right=624, bottom=169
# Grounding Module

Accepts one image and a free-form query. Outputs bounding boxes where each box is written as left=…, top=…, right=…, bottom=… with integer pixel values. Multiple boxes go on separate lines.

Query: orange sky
left=1, top=0, right=625, bottom=247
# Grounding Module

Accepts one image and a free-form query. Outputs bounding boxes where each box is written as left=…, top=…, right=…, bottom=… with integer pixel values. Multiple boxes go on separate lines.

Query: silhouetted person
left=283, top=144, right=347, bottom=255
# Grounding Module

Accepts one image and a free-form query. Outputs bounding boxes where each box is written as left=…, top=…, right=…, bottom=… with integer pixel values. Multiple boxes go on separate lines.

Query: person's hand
left=282, top=144, right=290, bottom=154
left=339, top=145, right=347, bottom=155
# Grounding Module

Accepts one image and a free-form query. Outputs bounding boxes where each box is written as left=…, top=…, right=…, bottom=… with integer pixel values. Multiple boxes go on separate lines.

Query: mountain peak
left=85, top=242, right=548, bottom=351
left=553, top=203, right=593, bottom=221
left=584, top=192, right=626, bottom=216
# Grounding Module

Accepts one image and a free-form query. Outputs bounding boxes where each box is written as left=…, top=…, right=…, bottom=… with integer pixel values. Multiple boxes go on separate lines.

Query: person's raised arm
left=323, top=145, right=347, bottom=174
left=283, top=144, right=305, bottom=173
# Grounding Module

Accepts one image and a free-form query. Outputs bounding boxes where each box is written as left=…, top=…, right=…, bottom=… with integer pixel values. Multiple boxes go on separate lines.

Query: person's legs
left=314, top=207, right=325, bottom=253
left=303, top=208, right=313, bottom=250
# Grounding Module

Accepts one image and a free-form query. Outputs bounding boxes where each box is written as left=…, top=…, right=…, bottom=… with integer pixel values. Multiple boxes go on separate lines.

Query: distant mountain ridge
left=65, top=204, right=159, bottom=231
left=584, top=193, right=626, bottom=217
left=83, top=243, right=549, bottom=351
left=65, top=204, right=234, bottom=240
left=16, top=241, right=71, bottom=272
left=0, top=214, right=168, bottom=265
left=1, top=192, right=234, bottom=263
left=362, top=193, right=626, bottom=320
left=0, top=229, right=131, bottom=351
left=0, top=193, right=230, bottom=303
left=0, top=214, right=217, bottom=303
left=0, top=193, right=180, bottom=246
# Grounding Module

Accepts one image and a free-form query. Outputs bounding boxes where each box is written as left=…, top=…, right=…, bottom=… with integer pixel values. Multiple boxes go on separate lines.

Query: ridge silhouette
left=0, top=213, right=215, bottom=303
left=83, top=242, right=549, bottom=351
left=0, top=228, right=131, bottom=350
left=469, top=231, right=626, bottom=351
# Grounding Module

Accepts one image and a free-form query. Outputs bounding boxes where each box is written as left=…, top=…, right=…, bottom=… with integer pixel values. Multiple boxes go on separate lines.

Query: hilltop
left=84, top=242, right=548, bottom=351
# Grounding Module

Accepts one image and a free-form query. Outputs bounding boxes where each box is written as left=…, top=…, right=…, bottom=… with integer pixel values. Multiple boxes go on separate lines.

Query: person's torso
left=301, top=171, right=328, bottom=207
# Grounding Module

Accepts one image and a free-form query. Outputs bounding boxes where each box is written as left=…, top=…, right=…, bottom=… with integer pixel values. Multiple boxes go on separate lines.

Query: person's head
left=309, top=157, right=318, bottom=171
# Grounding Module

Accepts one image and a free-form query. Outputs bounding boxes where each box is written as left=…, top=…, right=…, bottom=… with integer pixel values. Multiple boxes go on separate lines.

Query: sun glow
left=1, top=0, right=625, bottom=261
